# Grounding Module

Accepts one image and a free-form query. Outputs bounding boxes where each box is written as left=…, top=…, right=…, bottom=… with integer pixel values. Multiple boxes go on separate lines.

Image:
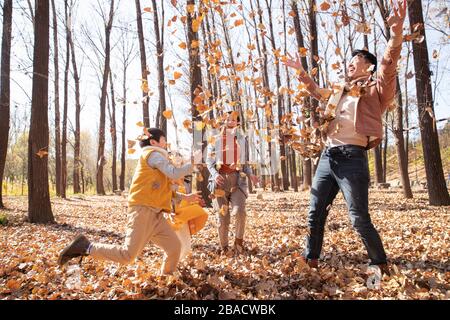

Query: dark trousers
left=304, top=145, right=387, bottom=265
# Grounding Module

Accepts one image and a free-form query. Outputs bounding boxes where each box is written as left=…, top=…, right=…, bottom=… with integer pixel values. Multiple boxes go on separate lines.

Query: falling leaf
left=331, top=62, right=341, bottom=70
left=191, top=40, right=200, bottom=48
left=348, top=85, right=362, bottom=97
left=143, top=7, right=153, bottom=13
left=178, top=42, right=187, bottom=49
left=36, top=148, right=48, bottom=158
left=163, top=110, right=173, bottom=119
left=183, top=119, right=192, bottom=130
left=234, top=19, right=244, bottom=27
left=432, top=50, right=439, bottom=59
left=207, top=135, right=216, bottom=145
left=299, top=47, right=308, bottom=57
left=214, top=189, right=226, bottom=198
left=406, top=71, right=414, bottom=79
left=141, top=80, right=149, bottom=93
left=219, top=204, right=228, bottom=215
left=136, top=121, right=144, bottom=127
left=320, top=1, right=331, bottom=11
left=195, top=121, right=205, bottom=131
left=355, top=22, right=371, bottom=34
left=192, top=14, right=204, bottom=33
left=173, top=71, right=182, bottom=80
left=186, top=4, right=195, bottom=14
left=414, top=35, right=425, bottom=44
left=341, top=11, right=350, bottom=26
left=127, top=140, right=136, bottom=149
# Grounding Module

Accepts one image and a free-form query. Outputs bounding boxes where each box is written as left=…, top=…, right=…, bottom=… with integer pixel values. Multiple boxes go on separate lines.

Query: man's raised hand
left=387, top=0, right=407, bottom=36
left=282, top=52, right=305, bottom=73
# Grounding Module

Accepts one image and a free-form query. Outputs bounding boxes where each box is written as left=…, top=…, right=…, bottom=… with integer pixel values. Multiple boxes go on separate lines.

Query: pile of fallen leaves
left=0, top=190, right=448, bottom=300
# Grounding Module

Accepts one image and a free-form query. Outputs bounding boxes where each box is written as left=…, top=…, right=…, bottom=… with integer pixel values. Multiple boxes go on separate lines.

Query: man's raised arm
left=377, top=0, right=407, bottom=113
left=283, top=53, right=323, bottom=102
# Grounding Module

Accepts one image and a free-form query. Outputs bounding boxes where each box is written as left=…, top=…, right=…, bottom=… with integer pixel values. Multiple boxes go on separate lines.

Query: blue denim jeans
left=304, top=145, right=387, bottom=265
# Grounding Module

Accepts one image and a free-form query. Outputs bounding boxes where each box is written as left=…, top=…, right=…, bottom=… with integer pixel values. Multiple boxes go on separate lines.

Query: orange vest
left=127, top=148, right=173, bottom=211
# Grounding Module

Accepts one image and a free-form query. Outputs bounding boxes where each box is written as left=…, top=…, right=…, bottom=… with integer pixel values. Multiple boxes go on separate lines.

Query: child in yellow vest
left=58, top=128, right=202, bottom=275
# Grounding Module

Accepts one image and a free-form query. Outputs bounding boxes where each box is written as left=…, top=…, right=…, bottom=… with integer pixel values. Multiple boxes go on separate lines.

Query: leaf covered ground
left=0, top=189, right=449, bottom=300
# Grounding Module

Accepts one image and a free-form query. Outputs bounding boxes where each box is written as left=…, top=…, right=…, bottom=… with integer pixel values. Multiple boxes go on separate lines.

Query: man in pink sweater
left=284, top=0, right=407, bottom=275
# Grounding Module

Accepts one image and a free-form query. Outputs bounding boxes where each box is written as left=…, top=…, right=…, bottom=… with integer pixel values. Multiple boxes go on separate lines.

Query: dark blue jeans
left=304, top=145, right=387, bottom=265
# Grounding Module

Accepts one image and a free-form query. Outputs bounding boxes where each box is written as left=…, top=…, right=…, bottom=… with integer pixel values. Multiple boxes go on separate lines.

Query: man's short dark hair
left=139, top=127, right=166, bottom=148
left=352, top=49, right=377, bottom=73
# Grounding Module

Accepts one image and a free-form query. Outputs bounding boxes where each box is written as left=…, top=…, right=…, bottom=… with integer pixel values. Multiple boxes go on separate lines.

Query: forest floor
left=0, top=189, right=449, bottom=300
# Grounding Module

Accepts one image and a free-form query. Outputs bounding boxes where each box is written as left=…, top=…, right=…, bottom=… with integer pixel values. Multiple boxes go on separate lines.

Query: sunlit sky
left=5, top=0, right=450, bottom=162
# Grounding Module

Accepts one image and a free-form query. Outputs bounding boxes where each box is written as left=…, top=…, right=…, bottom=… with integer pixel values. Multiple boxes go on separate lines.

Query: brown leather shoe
left=300, top=256, right=319, bottom=268
left=218, top=245, right=229, bottom=255
left=58, top=234, right=90, bottom=266
left=234, top=238, right=244, bottom=253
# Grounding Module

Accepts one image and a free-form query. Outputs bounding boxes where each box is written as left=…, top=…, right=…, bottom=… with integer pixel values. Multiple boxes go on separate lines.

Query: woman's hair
left=139, top=127, right=166, bottom=148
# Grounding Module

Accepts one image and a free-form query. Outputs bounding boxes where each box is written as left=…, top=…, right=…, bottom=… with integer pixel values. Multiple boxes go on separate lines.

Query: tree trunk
left=50, top=0, right=61, bottom=197
left=68, top=15, right=81, bottom=194
left=394, top=78, right=413, bottom=198
left=265, top=0, right=288, bottom=191
left=254, top=0, right=277, bottom=191
left=373, top=145, right=384, bottom=183
left=408, top=1, right=450, bottom=205
left=151, top=0, right=166, bottom=135
left=383, top=113, right=388, bottom=183
left=246, top=0, right=266, bottom=188
left=291, top=0, right=312, bottom=189
left=81, top=162, right=85, bottom=194
left=61, top=0, right=70, bottom=199
left=0, top=0, right=12, bottom=208
left=217, top=10, right=246, bottom=132
left=109, top=71, right=118, bottom=192
left=96, top=0, right=114, bottom=195
left=119, top=65, right=127, bottom=191
left=371, top=2, right=384, bottom=184
left=28, top=0, right=54, bottom=223
left=202, top=10, right=218, bottom=120
left=358, top=0, right=369, bottom=50
left=404, top=46, right=411, bottom=164
left=283, top=0, right=297, bottom=192
left=186, top=0, right=210, bottom=206
left=308, top=0, right=319, bottom=177
left=135, top=0, right=150, bottom=127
